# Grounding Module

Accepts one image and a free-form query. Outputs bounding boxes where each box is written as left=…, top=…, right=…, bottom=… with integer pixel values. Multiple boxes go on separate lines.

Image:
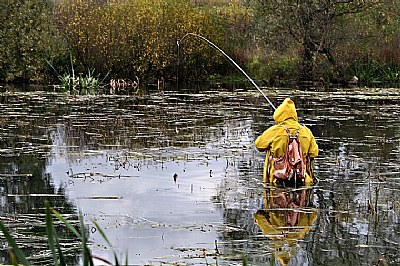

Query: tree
left=0, top=0, right=64, bottom=82
left=252, top=0, right=380, bottom=82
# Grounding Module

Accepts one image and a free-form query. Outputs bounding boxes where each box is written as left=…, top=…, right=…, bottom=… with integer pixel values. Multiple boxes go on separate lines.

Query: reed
left=0, top=201, right=127, bottom=266
left=47, top=54, right=108, bottom=95
left=58, top=69, right=102, bottom=95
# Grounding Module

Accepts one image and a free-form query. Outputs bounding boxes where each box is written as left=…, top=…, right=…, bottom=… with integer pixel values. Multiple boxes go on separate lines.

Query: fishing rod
left=177, top=33, right=276, bottom=111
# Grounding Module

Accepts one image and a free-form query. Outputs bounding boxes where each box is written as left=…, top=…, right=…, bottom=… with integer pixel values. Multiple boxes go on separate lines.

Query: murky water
left=0, top=84, right=399, bottom=265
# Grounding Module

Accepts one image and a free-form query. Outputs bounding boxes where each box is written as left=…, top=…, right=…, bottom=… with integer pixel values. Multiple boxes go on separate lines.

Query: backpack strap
left=294, top=125, right=303, bottom=138
left=280, top=124, right=303, bottom=138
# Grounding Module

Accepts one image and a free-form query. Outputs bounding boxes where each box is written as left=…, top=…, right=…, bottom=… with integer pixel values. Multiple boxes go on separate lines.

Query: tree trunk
left=320, top=47, right=345, bottom=80
left=299, top=0, right=316, bottom=83
left=301, top=38, right=316, bottom=82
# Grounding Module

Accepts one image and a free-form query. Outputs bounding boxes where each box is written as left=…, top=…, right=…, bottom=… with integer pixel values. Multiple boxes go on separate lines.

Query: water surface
left=0, top=85, right=399, bottom=265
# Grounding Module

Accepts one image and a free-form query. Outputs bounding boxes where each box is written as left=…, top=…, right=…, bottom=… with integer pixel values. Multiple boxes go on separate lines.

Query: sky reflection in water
left=0, top=87, right=400, bottom=265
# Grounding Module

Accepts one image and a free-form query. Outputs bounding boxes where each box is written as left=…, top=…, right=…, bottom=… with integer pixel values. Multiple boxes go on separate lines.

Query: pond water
left=0, top=84, right=399, bottom=265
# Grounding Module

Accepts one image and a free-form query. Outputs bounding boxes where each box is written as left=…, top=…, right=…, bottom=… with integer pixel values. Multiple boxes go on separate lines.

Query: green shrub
left=246, top=54, right=300, bottom=85
left=0, top=0, right=66, bottom=83
left=350, top=59, right=400, bottom=86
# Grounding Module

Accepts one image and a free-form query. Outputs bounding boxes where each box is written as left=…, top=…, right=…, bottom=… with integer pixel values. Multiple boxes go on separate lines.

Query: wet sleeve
left=255, top=127, right=275, bottom=152
left=308, top=134, right=319, bottom=158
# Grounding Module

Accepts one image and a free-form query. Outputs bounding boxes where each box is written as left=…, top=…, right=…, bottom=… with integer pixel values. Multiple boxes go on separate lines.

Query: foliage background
left=0, top=0, right=66, bottom=82
left=0, top=0, right=399, bottom=86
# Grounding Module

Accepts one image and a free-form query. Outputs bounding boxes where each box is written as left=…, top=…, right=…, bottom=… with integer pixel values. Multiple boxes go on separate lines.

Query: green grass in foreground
left=0, top=201, right=127, bottom=266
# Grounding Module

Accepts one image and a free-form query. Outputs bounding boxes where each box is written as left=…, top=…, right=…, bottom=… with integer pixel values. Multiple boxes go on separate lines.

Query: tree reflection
left=0, top=101, right=81, bottom=265
left=0, top=151, right=80, bottom=264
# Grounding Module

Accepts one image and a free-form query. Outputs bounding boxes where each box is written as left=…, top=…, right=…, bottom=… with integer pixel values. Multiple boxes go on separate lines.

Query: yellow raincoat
left=255, top=98, right=318, bottom=185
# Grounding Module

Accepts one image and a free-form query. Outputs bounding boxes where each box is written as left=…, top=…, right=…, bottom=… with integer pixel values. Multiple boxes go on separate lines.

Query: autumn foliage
left=53, top=0, right=232, bottom=82
left=1, top=0, right=400, bottom=86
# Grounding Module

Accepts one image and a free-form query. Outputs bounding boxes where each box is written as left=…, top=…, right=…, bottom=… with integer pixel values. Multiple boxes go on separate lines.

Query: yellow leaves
left=52, top=0, right=230, bottom=79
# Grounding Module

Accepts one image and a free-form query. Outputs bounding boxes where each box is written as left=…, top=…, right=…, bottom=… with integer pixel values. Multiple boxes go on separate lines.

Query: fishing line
left=177, top=33, right=276, bottom=111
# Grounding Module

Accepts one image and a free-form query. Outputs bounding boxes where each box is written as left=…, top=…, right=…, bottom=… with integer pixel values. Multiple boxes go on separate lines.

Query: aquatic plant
left=350, top=58, right=400, bottom=86
left=58, top=69, right=101, bottom=95
left=47, top=54, right=107, bottom=95
left=0, top=202, right=127, bottom=266
left=379, top=65, right=400, bottom=84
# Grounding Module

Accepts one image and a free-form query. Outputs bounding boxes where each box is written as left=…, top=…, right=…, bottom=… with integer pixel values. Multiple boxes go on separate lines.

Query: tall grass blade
left=93, top=220, right=112, bottom=249
left=0, top=220, right=30, bottom=266
left=52, top=209, right=81, bottom=238
left=45, top=202, right=59, bottom=266
left=70, top=53, right=75, bottom=79
left=9, top=249, right=18, bottom=266
left=79, top=213, right=94, bottom=266
left=52, top=209, right=95, bottom=265
left=99, top=70, right=111, bottom=84
left=55, top=232, right=67, bottom=266
left=44, top=58, right=61, bottom=77
left=93, top=220, right=120, bottom=265
left=46, top=201, right=68, bottom=266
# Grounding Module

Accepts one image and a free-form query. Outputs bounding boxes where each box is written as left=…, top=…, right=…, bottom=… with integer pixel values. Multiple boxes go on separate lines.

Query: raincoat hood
left=273, top=98, right=298, bottom=123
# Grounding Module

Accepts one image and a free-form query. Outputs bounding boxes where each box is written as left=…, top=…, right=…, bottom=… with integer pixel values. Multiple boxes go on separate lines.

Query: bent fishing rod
left=177, top=33, right=276, bottom=111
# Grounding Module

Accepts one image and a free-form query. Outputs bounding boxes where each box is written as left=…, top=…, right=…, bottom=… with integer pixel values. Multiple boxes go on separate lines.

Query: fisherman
left=255, top=98, right=318, bottom=185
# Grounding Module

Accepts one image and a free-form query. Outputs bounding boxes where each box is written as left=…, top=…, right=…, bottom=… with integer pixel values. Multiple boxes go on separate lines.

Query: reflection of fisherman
left=254, top=187, right=318, bottom=266
left=255, top=98, right=318, bottom=185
